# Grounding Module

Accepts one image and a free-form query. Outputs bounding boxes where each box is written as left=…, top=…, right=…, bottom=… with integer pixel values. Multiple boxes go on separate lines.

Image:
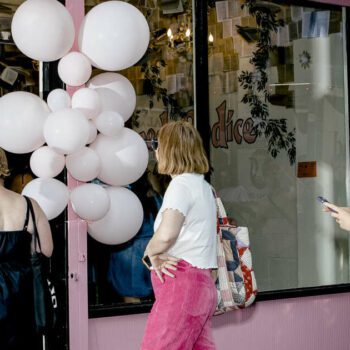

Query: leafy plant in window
left=238, top=0, right=296, bottom=165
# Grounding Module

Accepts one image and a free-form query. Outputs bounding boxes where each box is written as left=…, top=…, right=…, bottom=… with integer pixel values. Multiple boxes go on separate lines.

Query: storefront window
left=207, top=1, right=348, bottom=291
left=86, top=0, right=194, bottom=310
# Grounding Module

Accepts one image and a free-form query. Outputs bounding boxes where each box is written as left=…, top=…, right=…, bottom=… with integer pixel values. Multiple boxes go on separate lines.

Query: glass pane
left=207, top=1, right=348, bottom=291
left=86, top=0, right=194, bottom=308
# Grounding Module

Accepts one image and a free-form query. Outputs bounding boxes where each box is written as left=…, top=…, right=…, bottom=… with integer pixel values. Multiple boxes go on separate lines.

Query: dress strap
left=23, top=196, right=31, bottom=231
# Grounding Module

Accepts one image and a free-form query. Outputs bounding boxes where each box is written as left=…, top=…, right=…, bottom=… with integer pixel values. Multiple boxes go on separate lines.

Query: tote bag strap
left=23, top=195, right=42, bottom=253
left=211, top=186, right=229, bottom=225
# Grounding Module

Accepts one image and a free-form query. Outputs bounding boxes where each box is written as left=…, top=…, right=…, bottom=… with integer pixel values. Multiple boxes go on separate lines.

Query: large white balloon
left=30, top=146, right=65, bottom=178
left=78, top=1, right=150, bottom=71
left=47, top=89, right=71, bottom=112
left=22, top=177, right=69, bottom=220
left=71, top=88, right=101, bottom=119
left=0, top=91, right=50, bottom=154
left=11, top=0, right=75, bottom=62
left=90, top=128, right=149, bottom=186
left=94, top=111, right=124, bottom=136
left=87, top=186, right=143, bottom=244
left=58, top=51, right=92, bottom=87
left=66, top=147, right=101, bottom=182
left=87, top=72, right=136, bottom=121
left=44, top=108, right=90, bottom=155
left=70, top=183, right=110, bottom=221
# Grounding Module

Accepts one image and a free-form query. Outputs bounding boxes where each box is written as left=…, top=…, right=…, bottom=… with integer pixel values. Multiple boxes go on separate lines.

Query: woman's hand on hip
left=150, top=254, right=179, bottom=283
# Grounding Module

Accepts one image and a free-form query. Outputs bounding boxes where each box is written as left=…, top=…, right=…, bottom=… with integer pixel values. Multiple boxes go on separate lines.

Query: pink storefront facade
left=64, top=0, right=350, bottom=350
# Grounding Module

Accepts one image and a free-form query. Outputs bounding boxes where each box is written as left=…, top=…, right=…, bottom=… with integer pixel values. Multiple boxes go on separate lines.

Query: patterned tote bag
left=211, top=188, right=258, bottom=315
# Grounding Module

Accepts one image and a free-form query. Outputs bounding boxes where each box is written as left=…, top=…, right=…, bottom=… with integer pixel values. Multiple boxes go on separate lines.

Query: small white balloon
left=78, top=1, right=150, bottom=71
left=70, top=183, right=110, bottom=221
left=87, top=121, right=98, bottom=144
left=95, top=111, right=124, bottom=136
left=87, top=72, right=136, bottom=121
left=47, top=88, right=71, bottom=112
left=66, top=147, right=101, bottom=182
left=0, top=91, right=50, bottom=154
left=30, top=146, right=65, bottom=178
left=22, top=177, right=69, bottom=220
left=90, top=128, right=149, bottom=186
left=43, top=108, right=90, bottom=155
left=71, top=88, right=101, bottom=119
left=87, top=186, right=143, bottom=245
left=58, top=51, right=92, bottom=87
left=11, top=0, right=75, bottom=62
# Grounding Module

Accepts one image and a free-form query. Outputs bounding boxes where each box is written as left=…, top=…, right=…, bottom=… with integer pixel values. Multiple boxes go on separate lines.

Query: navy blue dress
left=0, top=200, right=37, bottom=349
left=107, top=194, right=162, bottom=298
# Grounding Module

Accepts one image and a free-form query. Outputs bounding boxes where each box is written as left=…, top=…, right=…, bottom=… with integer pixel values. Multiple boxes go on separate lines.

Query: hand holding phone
left=317, top=196, right=338, bottom=213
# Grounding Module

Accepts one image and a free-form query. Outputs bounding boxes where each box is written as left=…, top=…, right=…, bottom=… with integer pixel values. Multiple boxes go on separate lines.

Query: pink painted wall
left=89, top=292, right=350, bottom=350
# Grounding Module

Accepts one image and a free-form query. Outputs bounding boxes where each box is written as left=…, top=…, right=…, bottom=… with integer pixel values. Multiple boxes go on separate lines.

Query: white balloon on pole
left=30, top=146, right=65, bottom=178
left=47, top=88, right=71, bottom=112
left=87, top=186, right=143, bottom=245
left=95, top=111, right=124, bottom=136
left=66, top=147, right=101, bottom=182
left=43, top=108, right=90, bottom=155
left=71, top=88, right=101, bottom=119
left=78, top=1, right=150, bottom=71
left=58, top=51, right=92, bottom=87
left=87, top=72, right=136, bottom=121
left=90, top=128, right=149, bottom=186
left=11, top=0, right=75, bottom=62
left=70, top=183, right=110, bottom=221
left=0, top=91, right=50, bottom=154
left=22, top=177, right=69, bottom=220
left=87, top=121, right=98, bottom=144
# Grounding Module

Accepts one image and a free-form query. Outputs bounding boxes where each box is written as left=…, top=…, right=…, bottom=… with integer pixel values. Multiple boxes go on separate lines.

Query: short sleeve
left=160, top=179, right=193, bottom=217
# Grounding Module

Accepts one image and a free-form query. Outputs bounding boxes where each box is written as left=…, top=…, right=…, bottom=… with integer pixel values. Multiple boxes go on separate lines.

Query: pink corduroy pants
left=141, top=260, right=217, bottom=350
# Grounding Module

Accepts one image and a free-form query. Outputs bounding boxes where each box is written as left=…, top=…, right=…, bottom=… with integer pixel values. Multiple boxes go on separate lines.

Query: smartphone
left=317, top=196, right=338, bottom=213
left=142, top=255, right=152, bottom=270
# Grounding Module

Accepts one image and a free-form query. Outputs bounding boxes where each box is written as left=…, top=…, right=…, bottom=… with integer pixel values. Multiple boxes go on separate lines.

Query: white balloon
left=71, top=88, right=101, bottom=119
left=43, top=108, right=90, bottom=155
left=90, top=129, right=149, bottom=186
left=87, top=121, right=98, bottom=144
left=11, top=0, right=75, bottom=62
left=0, top=91, right=50, bottom=154
left=78, top=1, right=150, bottom=71
left=22, top=177, right=69, bottom=220
left=47, top=88, right=71, bottom=112
left=95, top=111, right=124, bottom=136
left=30, top=146, right=65, bottom=178
left=87, top=72, right=136, bottom=121
left=70, top=183, right=110, bottom=221
left=87, top=186, right=143, bottom=244
left=66, top=147, right=100, bottom=182
left=58, top=51, right=92, bottom=87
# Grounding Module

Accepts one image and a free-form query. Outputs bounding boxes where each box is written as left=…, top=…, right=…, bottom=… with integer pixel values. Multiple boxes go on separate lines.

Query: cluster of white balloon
left=0, top=0, right=151, bottom=245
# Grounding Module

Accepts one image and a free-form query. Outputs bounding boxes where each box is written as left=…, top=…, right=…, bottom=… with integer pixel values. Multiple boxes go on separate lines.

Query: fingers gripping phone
left=317, top=196, right=337, bottom=213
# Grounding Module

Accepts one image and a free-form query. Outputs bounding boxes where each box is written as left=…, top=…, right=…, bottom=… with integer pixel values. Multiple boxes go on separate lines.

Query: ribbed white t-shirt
left=154, top=173, right=217, bottom=269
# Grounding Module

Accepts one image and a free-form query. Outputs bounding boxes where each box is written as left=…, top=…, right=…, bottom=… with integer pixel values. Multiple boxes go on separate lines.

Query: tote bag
left=211, top=189, right=258, bottom=315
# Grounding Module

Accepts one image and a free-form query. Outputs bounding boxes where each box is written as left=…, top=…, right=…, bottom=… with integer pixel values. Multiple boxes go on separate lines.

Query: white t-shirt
left=154, top=173, right=217, bottom=269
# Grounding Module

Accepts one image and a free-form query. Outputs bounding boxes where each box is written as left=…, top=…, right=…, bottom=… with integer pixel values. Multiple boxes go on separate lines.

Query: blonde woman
left=141, top=121, right=217, bottom=350
left=0, top=148, right=53, bottom=348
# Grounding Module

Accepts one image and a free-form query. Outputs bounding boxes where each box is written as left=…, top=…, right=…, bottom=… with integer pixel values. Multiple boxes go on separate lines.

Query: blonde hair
left=157, top=121, right=209, bottom=175
left=0, top=148, right=10, bottom=179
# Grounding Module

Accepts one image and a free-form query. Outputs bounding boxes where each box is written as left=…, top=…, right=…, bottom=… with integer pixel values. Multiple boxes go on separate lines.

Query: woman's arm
left=145, top=208, right=185, bottom=257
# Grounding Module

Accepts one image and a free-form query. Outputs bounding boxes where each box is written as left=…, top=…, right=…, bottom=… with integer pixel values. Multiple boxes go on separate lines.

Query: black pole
left=194, top=0, right=211, bottom=181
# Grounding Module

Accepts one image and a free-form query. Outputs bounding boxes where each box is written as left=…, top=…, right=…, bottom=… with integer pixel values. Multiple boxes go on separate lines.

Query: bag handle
left=23, top=196, right=42, bottom=253
left=211, top=186, right=229, bottom=223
